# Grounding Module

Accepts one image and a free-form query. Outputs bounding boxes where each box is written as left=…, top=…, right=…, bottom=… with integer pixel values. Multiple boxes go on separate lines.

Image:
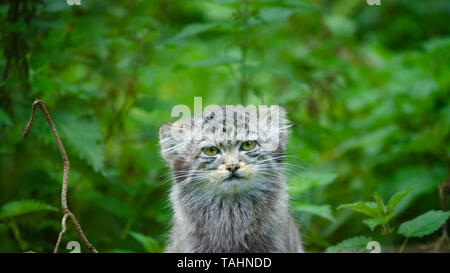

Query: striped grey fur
left=159, top=105, right=304, bottom=253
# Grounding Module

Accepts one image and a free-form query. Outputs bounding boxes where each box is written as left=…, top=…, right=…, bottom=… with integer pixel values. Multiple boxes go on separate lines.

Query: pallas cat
left=159, top=105, right=303, bottom=253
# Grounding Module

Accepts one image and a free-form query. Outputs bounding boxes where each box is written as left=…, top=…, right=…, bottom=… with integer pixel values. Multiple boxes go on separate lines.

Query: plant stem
left=383, top=223, right=394, bottom=251
left=399, top=237, right=409, bottom=253
left=8, top=219, right=27, bottom=251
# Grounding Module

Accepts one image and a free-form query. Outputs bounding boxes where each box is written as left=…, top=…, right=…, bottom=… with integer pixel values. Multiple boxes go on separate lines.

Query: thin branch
left=54, top=213, right=69, bottom=253
left=23, top=99, right=98, bottom=253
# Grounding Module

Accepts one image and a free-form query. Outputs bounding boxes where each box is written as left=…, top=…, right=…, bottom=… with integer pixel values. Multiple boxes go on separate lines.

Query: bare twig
left=23, top=99, right=98, bottom=253
left=54, top=213, right=69, bottom=253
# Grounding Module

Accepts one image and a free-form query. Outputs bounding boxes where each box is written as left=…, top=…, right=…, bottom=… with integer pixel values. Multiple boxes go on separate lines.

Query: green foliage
left=339, top=189, right=411, bottom=235
left=288, top=172, right=338, bottom=195
left=0, top=0, right=449, bottom=253
left=0, top=200, right=57, bottom=219
left=386, top=188, right=412, bottom=214
left=129, top=231, right=162, bottom=253
left=338, top=202, right=379, bottom=218
left=292, top=202, right=334, bottom=222
left=398, top=211, right=450, bottom=238
left=325, top=236, right=373, bottom=253
left=289, top=172, right=337, bottom=221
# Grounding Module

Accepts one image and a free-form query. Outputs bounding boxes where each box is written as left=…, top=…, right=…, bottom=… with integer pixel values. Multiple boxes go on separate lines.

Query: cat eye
left=240, top=140, right=257, bottom=151
left=202, top=146, right=219, bottom=156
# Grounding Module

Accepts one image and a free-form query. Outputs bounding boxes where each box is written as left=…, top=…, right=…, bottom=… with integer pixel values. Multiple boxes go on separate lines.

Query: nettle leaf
left=372, top=192, right=385, bottom=214
left=288, top=172, right=337, bottom=195
left=362, top=213, right=395, bottom=231
left=0, top=200, right=58, bottom=219
left=57, top=114, right=105, bottom=173
left=338, top=201, right=380, bottom=218
left=325, top=236, right=372, bottom=253
left=292, top=202, right=335, bottom=221
left=129, top=231, right=160, bottom=253
left=387, top=188, right=412, bottom=213
left=398, top=210, right=450, bottom=238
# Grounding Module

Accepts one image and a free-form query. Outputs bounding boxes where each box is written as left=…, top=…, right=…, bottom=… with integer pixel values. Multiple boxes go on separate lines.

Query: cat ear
left=258, top=105, right=292, bottom=152
left=279, top=106, right=292, bottom=145
left=159, top=123, right=177, bottom=164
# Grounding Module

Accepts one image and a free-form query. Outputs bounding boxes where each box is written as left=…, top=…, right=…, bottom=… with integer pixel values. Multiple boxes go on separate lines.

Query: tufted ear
left=277, top=106, right=291, bottom=145
left=257, top=105, right=292, bottom=152
left=159, top=123, right=177, bottom=165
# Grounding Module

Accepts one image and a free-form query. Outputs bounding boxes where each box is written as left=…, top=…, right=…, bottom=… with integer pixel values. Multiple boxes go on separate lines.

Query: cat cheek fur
left=237, top=161, right=254, bottom=179
left=210, top=166, right=228, bottom=183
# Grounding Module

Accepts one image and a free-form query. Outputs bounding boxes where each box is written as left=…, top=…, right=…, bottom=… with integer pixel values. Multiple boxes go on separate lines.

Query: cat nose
left=226, top=163, right=240, bottom=173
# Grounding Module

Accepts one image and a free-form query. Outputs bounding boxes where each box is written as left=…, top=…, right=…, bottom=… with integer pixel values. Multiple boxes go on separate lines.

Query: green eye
left=240, top=140, right=256, bottom=151
left=202, top=146, right=219, bottom=156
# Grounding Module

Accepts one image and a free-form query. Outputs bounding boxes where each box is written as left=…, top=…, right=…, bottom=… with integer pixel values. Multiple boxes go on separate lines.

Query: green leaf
left=398, top=210, right=450, bottom=238
left=57, top=114, right=105, bottom=173
left=0, top=200, right=58, bottom=219
left=288, top=172, right=338, bottom=195
left=377, top=166, right=445, bottom=213
left=372, top=192, right=385, bottom=214
left=362, top=213, right=395, bottom=231
left=129, top=231, right=160, bottom=253
left=338, top=201, right=380, bottom=218
left=325, top=236, right=372, bottom=253
left=170, top=23, right=218, bottom=41
left=292, top=202, right=335, bottom=221
left=386, top=188, right=412, bottom=213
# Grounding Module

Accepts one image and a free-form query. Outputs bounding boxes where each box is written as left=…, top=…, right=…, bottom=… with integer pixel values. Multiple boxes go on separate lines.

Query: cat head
left=159, top=105, right=291, bottom=194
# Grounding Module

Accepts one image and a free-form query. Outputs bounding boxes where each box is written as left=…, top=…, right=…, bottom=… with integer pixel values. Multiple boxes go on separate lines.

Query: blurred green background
left=0, top=0, right=449, bottom=253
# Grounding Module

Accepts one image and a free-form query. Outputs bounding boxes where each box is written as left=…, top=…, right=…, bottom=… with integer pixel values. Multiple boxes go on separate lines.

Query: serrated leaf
left=292, top=202, right=335, bottom=221
left=387, top=188, right=412, bottom=213
left=57, top=114, right=105, bottom=173
left=0, top=200, right=58, bottom=219
left=338, top=201, right=380, bottom=218
left=325, top=236, right=372, bottom=253
left=288, top=172, right=337, bottom=195
left=398, top=210, right=450, bottom=238
left=129, top=231, right=160, bottom=253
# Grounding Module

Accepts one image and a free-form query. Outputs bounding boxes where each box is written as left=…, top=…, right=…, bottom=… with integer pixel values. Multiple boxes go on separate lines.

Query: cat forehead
left=160, top=105, right=289, bottom=156
left=196, top=138, right=245, bottom=148
left=194, top=106, right=255, bottom=124
left=191, top=105, right=285, bottom=125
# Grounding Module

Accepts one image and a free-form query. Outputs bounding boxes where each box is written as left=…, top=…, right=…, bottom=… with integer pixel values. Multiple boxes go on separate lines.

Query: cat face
left=159, top=105, right=290, bottom=194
